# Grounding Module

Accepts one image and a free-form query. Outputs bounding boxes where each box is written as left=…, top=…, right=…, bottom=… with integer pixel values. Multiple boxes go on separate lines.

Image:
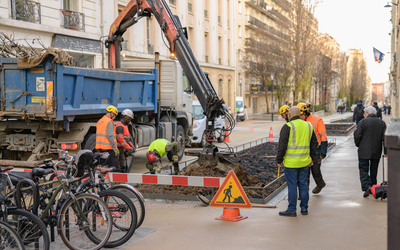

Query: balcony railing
left=11, top=0, right=41, bottom=24
left=188, top=3, right=193, bottom=12
left=61, top=9, right=85, bottom=31
left=246, top=15, right=289, bottom=41
left=272, top=0, right=291, bottom=12
left=246, top=84, right=264, bottom=93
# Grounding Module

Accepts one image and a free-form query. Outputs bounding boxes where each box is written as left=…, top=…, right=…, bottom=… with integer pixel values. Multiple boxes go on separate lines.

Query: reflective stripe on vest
left=148, top=139, right=170, bottom=158
left=115, top=121, right=132, bottom=149
left=283, top=120, right=313, bottom=168
left=96, top=116, right=116, bottom=150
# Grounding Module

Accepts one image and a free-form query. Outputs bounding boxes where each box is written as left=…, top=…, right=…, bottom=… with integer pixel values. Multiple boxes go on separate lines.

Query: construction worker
left=146, top=139, right=180, bottom=175
left=96, top=105, right=120, bottom=171
left=115, top=109, right=136, bottom=173
left=279, top=105, right=290, bottom=122
left=297, top=103, right=327, bottom=194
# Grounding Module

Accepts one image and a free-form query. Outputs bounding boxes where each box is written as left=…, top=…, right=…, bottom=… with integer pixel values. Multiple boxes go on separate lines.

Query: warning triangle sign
left=210, top=170, right=252, bottom=208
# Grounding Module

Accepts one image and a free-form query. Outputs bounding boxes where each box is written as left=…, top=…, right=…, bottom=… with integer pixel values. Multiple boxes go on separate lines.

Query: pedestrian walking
left=372, top=102, right=382, bottom=119
left=297, top=103, right=327, bottom=194
left=387, top=104, right=391, bottom=115
left=96, top=105, right=120, bottom=171
left=276, top=106, right=318, bottom=217
left=354, top=106, right=386, bottom=198
left=383, top=105, right=387, bottom=115
left=353, top=100, right=365, bottom=125
left=115, top=109, right=136, bottom=173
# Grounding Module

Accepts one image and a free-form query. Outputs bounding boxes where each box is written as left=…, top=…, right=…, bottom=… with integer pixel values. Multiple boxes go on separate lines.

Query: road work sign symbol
left=210, top=170, right=252, bottom=208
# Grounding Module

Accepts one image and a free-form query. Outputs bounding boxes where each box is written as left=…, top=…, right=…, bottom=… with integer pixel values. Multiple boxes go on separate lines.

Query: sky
left=314, top=0, right=392, bottom=83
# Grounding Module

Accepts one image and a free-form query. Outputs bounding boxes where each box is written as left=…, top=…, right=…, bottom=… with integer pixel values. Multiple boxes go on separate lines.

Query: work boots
left=312, top=183, right=326, bottom=194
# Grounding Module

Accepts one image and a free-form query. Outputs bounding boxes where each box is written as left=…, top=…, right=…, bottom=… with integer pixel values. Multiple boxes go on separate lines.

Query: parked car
left=192, top=100, right=225, bottom=147
left=236, top=96, right=245, bottom=121
left=351, top=104, right=357, bottom=112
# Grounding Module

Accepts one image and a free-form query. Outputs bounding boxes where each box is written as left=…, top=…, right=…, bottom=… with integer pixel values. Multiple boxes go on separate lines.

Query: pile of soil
left=137, top=143, right=285, bottom=199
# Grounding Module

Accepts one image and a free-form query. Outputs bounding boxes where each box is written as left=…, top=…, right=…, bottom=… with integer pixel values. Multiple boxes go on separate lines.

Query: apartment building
left=117, top=0, right=236, bottom=110
left=236, top=0, right=292, bottom=118
left=0, top=0, right=111, bottom=67
left=388, top=3, right=399, bottom=117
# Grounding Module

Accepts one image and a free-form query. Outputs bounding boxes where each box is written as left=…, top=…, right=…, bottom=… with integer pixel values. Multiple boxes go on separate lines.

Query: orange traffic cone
left=224, top=125, right=231, bottom=142
left=268, top=127, right=274, bottom=142
left=215, top=208, right=248, bottom=222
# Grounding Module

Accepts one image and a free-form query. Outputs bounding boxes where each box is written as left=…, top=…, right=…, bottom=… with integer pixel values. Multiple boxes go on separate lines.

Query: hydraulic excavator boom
left=106, top=0, right=235, bottom=164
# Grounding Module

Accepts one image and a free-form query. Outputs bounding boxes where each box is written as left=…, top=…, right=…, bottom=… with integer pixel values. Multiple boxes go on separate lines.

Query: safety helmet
left=306, top=103, right=312, bottom=109
left=121, top=109, right=134, bottom=119
left=297, top=103, right=309, bottom=114
left=105, top=105, right=118, bottom=115
left=279, top=105, right=290, bottom=115
left=146, top=151, right=158, bottom=163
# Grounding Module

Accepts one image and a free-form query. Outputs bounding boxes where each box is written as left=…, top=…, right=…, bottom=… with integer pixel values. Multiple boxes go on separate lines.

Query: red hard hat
left=147, top=151, right=157, bottom=163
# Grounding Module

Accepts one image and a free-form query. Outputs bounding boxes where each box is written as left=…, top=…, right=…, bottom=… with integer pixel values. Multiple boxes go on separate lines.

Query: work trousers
left=285, top=166, right=309, bottom=213
left=100, top=149, right=120, bottom=171
left=307, top=158, right=326, bottom=188
left=118, top=147, right=127, bottom=172
left=358, top=158, right=380, bottom=191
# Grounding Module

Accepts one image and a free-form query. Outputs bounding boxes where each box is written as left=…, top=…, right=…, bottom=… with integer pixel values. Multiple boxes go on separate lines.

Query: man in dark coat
left=353, top=101, right=365, bottom=124
left=373, top=102, right=382, bottom=119
left=354, top=106, right=386, bottom=197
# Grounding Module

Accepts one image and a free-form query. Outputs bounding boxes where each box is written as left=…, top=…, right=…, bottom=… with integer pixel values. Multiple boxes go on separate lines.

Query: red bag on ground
left=371, top=155, right=387, bottom=200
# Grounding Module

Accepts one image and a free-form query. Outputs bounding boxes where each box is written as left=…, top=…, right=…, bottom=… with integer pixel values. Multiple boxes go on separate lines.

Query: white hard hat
left=121, top=109, right=134, bottom=119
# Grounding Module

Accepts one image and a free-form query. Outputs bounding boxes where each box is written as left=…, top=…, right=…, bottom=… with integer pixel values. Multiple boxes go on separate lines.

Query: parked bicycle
left=11, top=153, right=113, bottom=250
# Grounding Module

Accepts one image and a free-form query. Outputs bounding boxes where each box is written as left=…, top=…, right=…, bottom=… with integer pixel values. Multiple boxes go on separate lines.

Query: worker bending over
left=115, top=109, right=136, bottom=173
left=297, top=103, right=327, bottom=194
left=146, top=139, right=180, bottom=175
left=96, top=105, right=120, bottom=171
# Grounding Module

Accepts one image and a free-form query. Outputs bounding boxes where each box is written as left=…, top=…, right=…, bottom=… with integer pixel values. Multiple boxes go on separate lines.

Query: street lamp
left=385, top=2, right=398, bottom=7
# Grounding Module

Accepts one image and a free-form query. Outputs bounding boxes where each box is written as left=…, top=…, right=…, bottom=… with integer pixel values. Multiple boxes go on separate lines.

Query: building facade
left=388, top=3, right=400, bottom=117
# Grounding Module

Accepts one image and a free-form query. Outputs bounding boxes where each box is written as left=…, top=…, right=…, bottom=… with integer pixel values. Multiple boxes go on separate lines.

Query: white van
left=236, top=96, right=245, bottom=121
left=192, top=100, right=225, bottom=147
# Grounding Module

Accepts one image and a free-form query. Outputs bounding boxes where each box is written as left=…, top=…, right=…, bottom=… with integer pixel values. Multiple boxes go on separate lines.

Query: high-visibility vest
left=306, top=114, right=327, bottom=144
left=95, top=116, right=116, bottom=150
left=148, top=139, right=170, bottom=158
left=115, top=121, right=133, bottom=150
left=283, top=119, right=313, bottom=168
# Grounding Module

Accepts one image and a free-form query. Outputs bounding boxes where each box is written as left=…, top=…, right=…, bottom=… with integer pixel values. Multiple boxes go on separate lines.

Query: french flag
left=373, top=47, right=384, bottom=63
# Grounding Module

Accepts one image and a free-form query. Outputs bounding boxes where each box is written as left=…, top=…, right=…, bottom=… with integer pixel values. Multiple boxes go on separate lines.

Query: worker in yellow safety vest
left=276, top=106, right=318, bottom=217
left=96, top=105, right=120, bottom=171
left=297, top=103, right=328, bottom=194
left=146, top=139, right=180, bottom=175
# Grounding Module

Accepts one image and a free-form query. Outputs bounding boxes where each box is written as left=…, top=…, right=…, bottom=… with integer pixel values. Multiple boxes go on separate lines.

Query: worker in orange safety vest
left=115, top=109, right=136, bottom=173
left=297, top=103, right=327, bottom=194
left=96, top=105, right=120, bottom=171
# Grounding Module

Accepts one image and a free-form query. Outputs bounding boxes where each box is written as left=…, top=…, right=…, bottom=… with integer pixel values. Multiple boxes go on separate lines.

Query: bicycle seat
left=94, top=167, right=113, bottom=174
left=32, top=167, right=54, bottom=178
left=1, top=166, right=13, bottom=172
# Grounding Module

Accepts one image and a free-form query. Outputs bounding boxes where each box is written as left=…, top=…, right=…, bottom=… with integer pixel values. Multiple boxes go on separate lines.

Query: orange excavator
left=105, top=0, right=235, bottom=164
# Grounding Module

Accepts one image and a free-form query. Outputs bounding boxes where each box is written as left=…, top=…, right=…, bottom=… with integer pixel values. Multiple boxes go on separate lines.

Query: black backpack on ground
left=356, top=106, right=364, bottom=119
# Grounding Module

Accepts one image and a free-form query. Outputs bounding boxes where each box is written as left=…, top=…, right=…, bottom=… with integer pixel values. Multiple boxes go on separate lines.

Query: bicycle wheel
left=58, top=193, right=112, bottom=250
left=98, top=190, right=137, bottom=248
left=110, top=185, right=146, bottom=228
left=5, top=208, right=50, bottom=250
left=0, top=220, right=25, bottom=250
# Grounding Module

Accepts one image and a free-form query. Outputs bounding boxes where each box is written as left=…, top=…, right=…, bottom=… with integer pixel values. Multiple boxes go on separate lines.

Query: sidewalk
left=118, top=135, right=387, bottom=250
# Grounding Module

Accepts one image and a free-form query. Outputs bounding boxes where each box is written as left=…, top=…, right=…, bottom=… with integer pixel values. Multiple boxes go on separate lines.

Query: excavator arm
left=106, top=0, right=235, bottom=164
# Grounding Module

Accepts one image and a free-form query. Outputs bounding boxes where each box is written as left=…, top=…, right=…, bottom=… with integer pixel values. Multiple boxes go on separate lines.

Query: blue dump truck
left=0, top=56, right=193, bottom=168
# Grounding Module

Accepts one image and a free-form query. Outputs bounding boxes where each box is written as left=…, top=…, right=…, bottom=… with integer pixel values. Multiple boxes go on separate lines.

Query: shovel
left=196, top=194, right=276, bottom=208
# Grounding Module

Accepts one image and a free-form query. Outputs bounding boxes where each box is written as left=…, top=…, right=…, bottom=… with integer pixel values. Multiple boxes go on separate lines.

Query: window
left=238, top=25, right=242, bottom=37
left=68, top=52, right=94, bottom=68
left=228, top=79, right=231, bottom=107
left=218, top=79, right=223, bottom=97
left=183, top=74, right=191, bottom=93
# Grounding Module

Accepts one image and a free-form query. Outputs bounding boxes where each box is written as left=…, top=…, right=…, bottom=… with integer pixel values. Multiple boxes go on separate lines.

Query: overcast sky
left=314, top=0, right=392, bottom=83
